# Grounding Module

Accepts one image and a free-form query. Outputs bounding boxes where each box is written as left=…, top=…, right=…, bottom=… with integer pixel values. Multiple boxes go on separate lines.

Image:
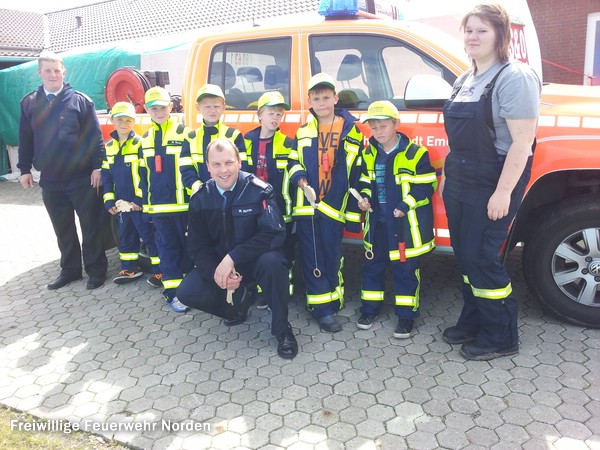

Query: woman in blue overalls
left=441, top=4, right=541, bottom=360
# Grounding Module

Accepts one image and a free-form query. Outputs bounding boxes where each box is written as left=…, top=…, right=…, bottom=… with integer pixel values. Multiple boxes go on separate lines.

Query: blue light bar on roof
left=318, top=0, right=401, bottom=20
left=318, top=0, right=362, bottom=17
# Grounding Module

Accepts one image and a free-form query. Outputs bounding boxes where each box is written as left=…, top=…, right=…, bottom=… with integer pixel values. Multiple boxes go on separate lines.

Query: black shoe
left=357, top=313, right=377, bottom=330
left=318, top=315, right=342, bottom=333
left=460, top=342, right=519, bottom=361
left=86, top=276, right=105, bottom=290
left=393, top=318, right=414, bottom=339
left=256, top=295, right=269, bottom=310
left=223, top=286, right=257, bottom=326
left=443, top=326, right=477, bottom=345
left=277, top=326, right=298, bottom=359
left=47, top=273, right=82, bottom=290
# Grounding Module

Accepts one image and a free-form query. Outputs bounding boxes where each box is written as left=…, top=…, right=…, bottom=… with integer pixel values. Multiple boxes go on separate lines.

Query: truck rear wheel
left=523, top=196, right=600, bottom=328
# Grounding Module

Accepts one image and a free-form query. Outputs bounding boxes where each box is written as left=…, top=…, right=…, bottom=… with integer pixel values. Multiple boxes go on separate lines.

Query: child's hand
left=358, top=197, right=371, bottom=212
left=393, top=209, right=405, bottom=218
left=108, top=206, right=118, bottom=215
left=130, top=203, right=142, bottom=212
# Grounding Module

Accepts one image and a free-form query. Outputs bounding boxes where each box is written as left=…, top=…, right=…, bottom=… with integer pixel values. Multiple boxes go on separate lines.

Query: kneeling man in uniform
left=178, top=138, right=298, bottom=359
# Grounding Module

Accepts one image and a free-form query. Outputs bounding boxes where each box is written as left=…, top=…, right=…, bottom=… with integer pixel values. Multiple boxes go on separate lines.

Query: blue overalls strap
left=481, top=64, right=511, bottom=141
left=449, top=63, right=511, bottom=139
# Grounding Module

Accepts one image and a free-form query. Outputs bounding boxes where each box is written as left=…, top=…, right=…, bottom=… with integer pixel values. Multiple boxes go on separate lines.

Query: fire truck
left=98, top=0, right=600, bottom=328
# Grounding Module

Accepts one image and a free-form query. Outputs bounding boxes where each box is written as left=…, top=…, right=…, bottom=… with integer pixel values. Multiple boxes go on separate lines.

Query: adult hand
left=107, top=206, right=118, bottom=215
left=214, top=254, right=241, bottom=289
left=19, top=174, right=34, bottom=189
left=393, top=209, right=406, bottom=218
left=225, top=272, right=242, bottom=291
left=487, top=190, right=511, bottom=221
left=90, top=170, right=102, bottom=189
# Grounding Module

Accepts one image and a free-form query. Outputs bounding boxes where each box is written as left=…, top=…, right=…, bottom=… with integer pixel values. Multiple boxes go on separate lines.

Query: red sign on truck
left=510, top=23, right=529, bottom=64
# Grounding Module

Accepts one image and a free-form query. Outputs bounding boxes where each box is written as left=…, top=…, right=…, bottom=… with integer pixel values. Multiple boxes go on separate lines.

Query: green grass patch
left=0, top=405, right=130, bottom=450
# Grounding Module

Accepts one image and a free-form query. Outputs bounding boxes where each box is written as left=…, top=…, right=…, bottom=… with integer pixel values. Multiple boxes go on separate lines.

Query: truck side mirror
left=404, top=75, right=453, bottom=110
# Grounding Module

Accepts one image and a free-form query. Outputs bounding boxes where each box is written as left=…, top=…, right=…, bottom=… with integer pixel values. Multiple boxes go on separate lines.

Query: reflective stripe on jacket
left=101, top=130, right=143, bottom=209
left=179, top=121, right=246, bottom=194
left=359, top=134, right=437, bottom=260
left=287, top=109, right=363, bottom=230
left=139, top=117, right=190, bottom=215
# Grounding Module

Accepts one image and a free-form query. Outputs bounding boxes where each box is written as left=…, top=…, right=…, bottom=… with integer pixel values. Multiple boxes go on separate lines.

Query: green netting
left=0, top=46, right=140, bottom=147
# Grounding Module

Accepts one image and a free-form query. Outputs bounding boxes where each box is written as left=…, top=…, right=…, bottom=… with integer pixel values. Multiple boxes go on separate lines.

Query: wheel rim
left=552, top=227, right=600, bottom=307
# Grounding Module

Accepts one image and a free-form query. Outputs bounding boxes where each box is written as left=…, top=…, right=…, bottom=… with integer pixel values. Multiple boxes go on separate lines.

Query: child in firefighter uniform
left=287, top=73, right=363, bottom=333
left=179, top=84, right=246, bottom=194
left=101, top=102, right=161, bottom=285
left=139, top=87, right=192, bottom=313
left=244, top=91, right=295, bottom=307
left=356, top=101, right=437, bottom=338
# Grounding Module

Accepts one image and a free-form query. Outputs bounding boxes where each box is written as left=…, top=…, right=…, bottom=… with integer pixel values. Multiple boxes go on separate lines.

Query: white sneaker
left=168, top=297, right=188, bottom=313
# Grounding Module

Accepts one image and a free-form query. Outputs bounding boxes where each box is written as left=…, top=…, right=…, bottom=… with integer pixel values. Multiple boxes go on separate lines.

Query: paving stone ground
left=1, top=180, right=599, bottom=450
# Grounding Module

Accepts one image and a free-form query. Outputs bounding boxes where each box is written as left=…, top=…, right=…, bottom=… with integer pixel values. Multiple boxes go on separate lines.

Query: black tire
left=523, top=195, right=600, bottom=328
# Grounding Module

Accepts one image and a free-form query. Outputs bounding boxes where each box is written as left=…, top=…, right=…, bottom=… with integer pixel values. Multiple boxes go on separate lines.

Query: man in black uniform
left=177, top=139, right=298, bottom=359
left=18, top=51, right=107, bottom=290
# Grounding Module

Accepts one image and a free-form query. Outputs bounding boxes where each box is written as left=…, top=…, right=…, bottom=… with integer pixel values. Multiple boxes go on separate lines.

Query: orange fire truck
left=98, top=1, right=600, bottom=328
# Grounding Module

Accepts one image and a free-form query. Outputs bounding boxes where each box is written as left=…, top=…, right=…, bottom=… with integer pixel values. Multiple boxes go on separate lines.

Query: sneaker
left=393, top=318, right=414, bottom=339
left=167, top=296, right=188, bottom=313
left=147, top=273, right=163, bottom=288
left=113, top=270, right=143, bottom=285
left=357, top=313, right=377, bottom=330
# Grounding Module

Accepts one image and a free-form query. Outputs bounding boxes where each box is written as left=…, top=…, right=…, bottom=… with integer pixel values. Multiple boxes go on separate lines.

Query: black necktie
left=47, top=94, right=55, bottom=102
left=223, top=190, right=234, bottom=208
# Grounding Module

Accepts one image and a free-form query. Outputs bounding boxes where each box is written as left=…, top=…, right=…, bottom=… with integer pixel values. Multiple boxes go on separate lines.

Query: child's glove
left=303, top=185, right=317, bottom=208
left=115, top=199, right=132, bottom=212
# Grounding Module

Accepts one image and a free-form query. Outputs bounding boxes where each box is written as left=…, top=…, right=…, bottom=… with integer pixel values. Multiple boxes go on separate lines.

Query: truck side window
left=209, top=38, right=292, bottom=110
left=310, top=34, right=447, bottom=110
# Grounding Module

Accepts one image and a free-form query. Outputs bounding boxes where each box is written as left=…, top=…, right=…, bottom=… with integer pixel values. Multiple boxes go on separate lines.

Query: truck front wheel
left=523, top=196, right=600, bottom=328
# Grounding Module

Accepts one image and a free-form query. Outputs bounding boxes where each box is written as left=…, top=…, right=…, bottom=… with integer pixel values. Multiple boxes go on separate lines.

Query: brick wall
left=528, top=0, right=597, bottom=84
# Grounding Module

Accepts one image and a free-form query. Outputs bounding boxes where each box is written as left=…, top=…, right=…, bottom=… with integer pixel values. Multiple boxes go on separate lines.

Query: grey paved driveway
left=0, top=180, right=598, bottom=449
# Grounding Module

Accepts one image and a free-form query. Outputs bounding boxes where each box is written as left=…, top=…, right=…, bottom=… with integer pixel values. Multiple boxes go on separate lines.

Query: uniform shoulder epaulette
left=142, top=130, right=150, bottom=138
left=176, top=123, right=186, bottom=134
left=188, top=130, right=197, bottom=139
left=249, top=174, right=273, bottom=197
left=250, top=174, right=269, bottom=190
left=283, top=136, right=294, bottom=148
left=198, top=181, right=209, bottom=193
left=132, top=136, right=141, bottom=145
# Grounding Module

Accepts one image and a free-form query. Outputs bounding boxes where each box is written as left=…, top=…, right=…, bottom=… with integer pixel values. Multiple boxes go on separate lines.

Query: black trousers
left=178, top=250, right=290, bottom=336
left=41, top=177, right=108, bottom=279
